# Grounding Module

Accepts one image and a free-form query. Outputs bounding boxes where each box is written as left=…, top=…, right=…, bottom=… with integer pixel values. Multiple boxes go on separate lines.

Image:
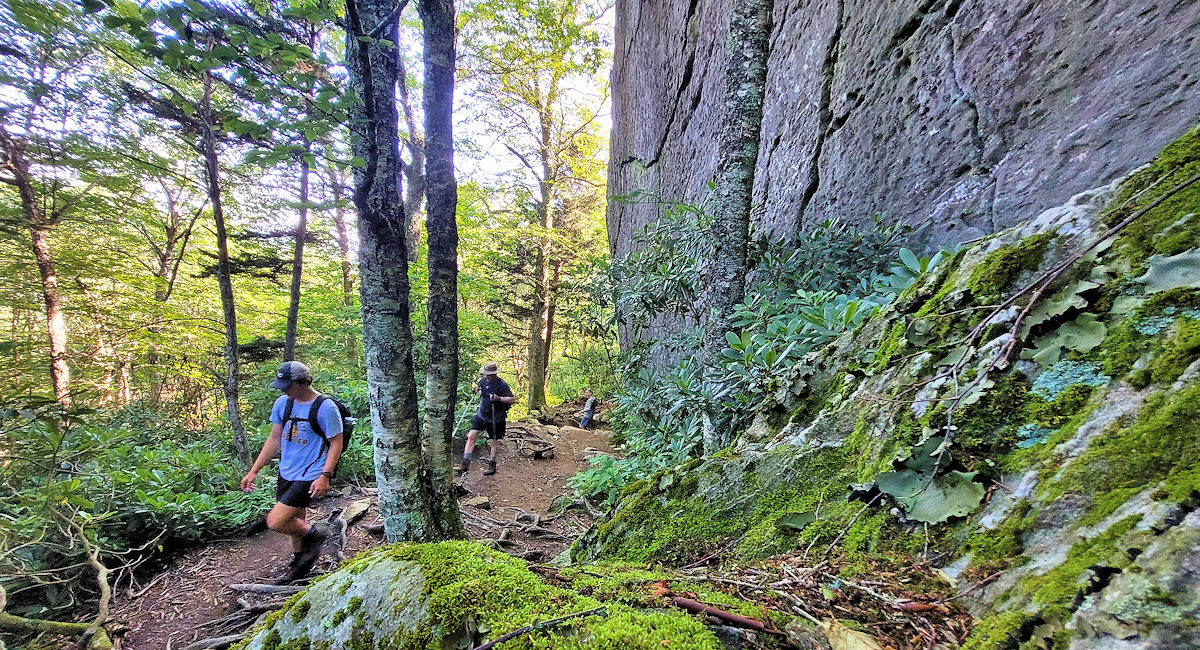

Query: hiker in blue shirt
left=240, top=361, right=343, bottom=582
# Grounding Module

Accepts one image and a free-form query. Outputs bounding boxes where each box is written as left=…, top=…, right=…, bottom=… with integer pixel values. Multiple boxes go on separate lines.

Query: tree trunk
left=201, top=72, right=251, bottom=470
left=525, top=136, right=555, bottom=413
left=542, top=258, right=562, bottom=376
left=0, top=124, right=72, bottom=405
left=397, top=47, right=426, bottom=262
left=418, top=0, right=464, bottom=539
left=284, top=153, right=310, bottom=362
left=346, top=0, right=439, bottom=541
left=28, top=226, right=70, bottom=405
left=701, top=0, right=774, bottom=454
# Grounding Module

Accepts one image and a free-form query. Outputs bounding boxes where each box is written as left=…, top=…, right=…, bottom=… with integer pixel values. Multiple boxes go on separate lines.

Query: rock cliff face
left=582, top=129, right=1200, bottom=648
left=609, top=0, right=1200, bottom=254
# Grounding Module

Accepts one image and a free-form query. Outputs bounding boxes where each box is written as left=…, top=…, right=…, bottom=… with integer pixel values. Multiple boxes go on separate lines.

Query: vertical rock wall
left=609, top=0, right=1200, bottom=257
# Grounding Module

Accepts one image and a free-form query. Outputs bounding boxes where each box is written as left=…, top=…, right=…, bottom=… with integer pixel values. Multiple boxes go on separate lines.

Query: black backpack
left=282, top=394, right=355, bottom=476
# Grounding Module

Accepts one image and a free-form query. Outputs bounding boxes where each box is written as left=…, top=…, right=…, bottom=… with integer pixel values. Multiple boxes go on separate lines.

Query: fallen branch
left=470, top=606, right=607, bottom=650
left=228, top=583, right=304, bottom=595
left=67, top=518, right=114, bottom=650
left=0, top=611, right=112, bottom=648
left=950, top=570, right=1002, bottom=600
left=181, top=633, right=246, bottom=650
left=671, top=597, right=773, bottom=633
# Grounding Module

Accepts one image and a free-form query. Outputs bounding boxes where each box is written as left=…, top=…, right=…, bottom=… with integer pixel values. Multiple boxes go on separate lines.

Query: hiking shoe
left=287, top=525, right=328, bottom=581
left=456, top=459, right=470, bottom=476
left=483, top=459, right=497, bottom=476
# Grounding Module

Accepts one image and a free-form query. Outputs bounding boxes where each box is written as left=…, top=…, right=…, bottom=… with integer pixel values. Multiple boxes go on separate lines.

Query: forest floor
left=109, top=401, right=613, bottom=650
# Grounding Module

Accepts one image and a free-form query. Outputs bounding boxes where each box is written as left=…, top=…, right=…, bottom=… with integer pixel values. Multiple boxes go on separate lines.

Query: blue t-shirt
left=271, top=395, right=344, bottom=481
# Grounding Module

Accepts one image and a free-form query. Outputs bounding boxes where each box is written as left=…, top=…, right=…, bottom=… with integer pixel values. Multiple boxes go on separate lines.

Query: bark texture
left=525, top=131, right=556, bottom=414
left=0, top=124, right=72, bottom=404
left=346, top=0, right=440, bottom=541
left=418, top=0, right=464, bottom=538
left=703, top=0, right=773, bottom=359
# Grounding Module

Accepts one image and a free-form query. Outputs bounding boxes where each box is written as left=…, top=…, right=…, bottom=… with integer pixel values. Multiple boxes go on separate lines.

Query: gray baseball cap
left=270, top=361, right=312, bottom=389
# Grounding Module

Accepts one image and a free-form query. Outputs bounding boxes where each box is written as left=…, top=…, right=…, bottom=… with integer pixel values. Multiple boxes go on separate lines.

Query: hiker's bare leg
left=267, top=503, right=309, bottom=543
left=488, top=440, right=499, bottom=461
left=289, top=507, right=306, bottom=552
left=464, top=429, right=482, bottom=456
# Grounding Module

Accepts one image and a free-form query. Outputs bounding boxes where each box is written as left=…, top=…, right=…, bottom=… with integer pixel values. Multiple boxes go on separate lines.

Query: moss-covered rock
left=236, top=541, right=723, bottom=650
left=578, top=125, right=1200, bottom=649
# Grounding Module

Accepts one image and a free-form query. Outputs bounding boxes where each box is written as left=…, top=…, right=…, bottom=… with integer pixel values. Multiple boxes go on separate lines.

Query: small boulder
left=462, top=496, right=491, bottom=509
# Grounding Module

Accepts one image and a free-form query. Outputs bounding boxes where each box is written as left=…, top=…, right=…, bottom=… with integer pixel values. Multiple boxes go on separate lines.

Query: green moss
left=1024, top=384, right=1095, bottom=429
left=945, top=371, right=1031, bottom=455
left=1142, top=288, right=1200, bottom=314
left=968, top=232, right=1055, bottom=302
left=869, top=320, right=908, bottom=372
left=1148, top=318, right=1200, bottom=384
left=1105, top=126, right=1200, bottom=265
left=965, top=516, right=1143, bottom=649
left=962, top=610, right=1030, bottom=650
left=966, top=501, right=1034, bottom=565
left=1050, top=383, right=1200, bottom=521
left=290, top=599, right=311, bottom=624
left=1001, top=397, right=1098, bottom=474
left=337, top=541, right=722, bottom=650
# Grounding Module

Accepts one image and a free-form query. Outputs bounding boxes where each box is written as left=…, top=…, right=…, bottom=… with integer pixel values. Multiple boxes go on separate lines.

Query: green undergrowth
left=240, top=541, right=725, bottom=650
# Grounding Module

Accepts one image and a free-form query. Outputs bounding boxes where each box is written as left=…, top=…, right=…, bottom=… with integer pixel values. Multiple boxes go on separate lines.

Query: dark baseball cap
left=270, top=361, right=312, bottom=389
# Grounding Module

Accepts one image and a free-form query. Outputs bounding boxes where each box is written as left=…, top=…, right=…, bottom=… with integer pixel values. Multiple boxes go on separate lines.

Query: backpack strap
left=282, top=397, right=296, bottom=441
left=308, top=394, right=328, bottom=439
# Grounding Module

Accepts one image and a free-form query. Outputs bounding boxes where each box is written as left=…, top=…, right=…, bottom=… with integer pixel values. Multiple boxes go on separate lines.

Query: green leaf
left=899, top=248, right=919, bottom=271
left=725, top=331, right=740, bottom=346
left=775, top=511, right=816, bottom=532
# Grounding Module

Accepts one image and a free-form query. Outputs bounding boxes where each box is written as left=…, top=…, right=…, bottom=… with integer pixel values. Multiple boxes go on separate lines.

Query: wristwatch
left=321, top=471, right=335, bottom=480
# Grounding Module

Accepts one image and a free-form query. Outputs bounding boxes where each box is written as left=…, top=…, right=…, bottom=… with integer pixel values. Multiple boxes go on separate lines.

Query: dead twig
left=228, top=583, right=304, bottom=595
left=470, top=606, right=607, bottom=650
left=671, top=596, right=775, bottom=633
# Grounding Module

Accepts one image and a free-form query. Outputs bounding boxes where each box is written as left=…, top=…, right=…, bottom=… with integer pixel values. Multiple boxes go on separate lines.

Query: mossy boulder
left=578, top=125, right=1200, bottom=648
left=236, top=541, right=723, bottom=650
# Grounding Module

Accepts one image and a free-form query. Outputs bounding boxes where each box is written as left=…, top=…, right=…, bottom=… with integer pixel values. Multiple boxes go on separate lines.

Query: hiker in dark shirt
left=579, top=388, right=597, bottom=429
left=458, top=361, right=516, bottom=476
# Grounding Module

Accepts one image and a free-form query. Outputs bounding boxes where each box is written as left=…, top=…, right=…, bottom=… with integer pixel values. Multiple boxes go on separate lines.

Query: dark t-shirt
left=476, top=376, right=513, bottom=422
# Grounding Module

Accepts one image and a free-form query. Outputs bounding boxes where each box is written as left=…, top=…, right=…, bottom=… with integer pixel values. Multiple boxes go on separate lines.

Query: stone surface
left=462, top=496, right=491, bottom=509
left=240, top=555, right=439, bottom=650
left=581, top=154, right=1200, bottom=648
left=608, top=0, right=1200, bottom=348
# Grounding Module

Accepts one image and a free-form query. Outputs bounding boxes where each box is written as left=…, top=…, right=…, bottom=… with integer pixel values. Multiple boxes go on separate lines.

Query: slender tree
left=701, top=0, right=773, bottom=454
left=345, top=0, right=440, bottom=540
left=198, top=68, right=253, bottom=468
left=0, top=4, right=102, bottom=405
left=418, top=0, right=464, bottom=537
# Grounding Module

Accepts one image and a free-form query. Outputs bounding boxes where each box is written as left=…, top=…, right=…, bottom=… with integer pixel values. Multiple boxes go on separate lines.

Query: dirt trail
left=110, top=406, right=611, bottom=650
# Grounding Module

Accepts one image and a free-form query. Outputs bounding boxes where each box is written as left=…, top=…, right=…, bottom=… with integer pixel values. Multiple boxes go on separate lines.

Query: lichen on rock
left=577, top=125, right=1200, bottom=648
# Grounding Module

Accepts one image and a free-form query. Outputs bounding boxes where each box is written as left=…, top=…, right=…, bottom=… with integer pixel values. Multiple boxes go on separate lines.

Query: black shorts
left=470, top=416, right=507, bottom=439
left=276, top=477, right=314, bottom=508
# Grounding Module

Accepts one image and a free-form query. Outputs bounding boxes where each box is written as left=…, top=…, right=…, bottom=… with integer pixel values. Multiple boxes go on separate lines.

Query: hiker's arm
left=240, top=423, right=282, bottom=491
left=310, top=434, right=342, bottom=497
